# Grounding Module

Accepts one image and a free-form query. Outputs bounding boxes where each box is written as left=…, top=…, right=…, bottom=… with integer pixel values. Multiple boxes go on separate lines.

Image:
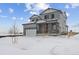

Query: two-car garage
left=23, top=22, right=36, bottom=36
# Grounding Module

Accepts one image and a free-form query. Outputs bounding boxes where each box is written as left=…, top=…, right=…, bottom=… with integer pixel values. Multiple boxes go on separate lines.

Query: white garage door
left=26, top=29, right=36, bottom=36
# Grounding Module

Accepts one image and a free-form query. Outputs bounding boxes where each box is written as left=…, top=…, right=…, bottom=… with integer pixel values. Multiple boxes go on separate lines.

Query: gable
left=40, top=8, right=57, bottom=15
left=30, top=15, right=42, bottom=22
left=30, top=15, right=38, bottom=19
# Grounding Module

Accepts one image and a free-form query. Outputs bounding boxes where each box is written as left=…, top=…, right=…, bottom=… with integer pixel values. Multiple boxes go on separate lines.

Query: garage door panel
left=26, top=29, right=36, bottom=36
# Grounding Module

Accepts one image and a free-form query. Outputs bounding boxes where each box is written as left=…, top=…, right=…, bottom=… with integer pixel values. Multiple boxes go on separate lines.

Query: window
left=44, top=15, right=49, bottom=19
left=31, top=18, right=38, bottom=22
left=32, top=19, right=34, bottom=21
left=51, top=14, right=54, bottom=19
left=36, top=19, right=38, bottom=21
left=64, top=20, right=66, bottom=23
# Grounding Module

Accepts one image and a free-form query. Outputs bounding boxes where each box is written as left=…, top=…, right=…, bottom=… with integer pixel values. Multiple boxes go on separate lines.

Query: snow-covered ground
left=0, top=34, right=79, bottom=55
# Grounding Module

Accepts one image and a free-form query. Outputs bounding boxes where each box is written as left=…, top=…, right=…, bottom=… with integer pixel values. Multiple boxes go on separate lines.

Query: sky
left=0, top=3, right=79, bottom=33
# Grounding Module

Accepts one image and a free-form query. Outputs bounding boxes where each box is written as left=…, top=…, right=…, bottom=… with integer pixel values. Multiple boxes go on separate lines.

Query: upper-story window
left=31, top=19, right=34, bottom=22
left=36, top=18, right=38, bottom=21
left=51, top=14, right=54, bottom=19
left=44, top=15, right=49, bottom=19
left=64, top=20, right=66, bottom=23
left=31, top=18, right=39, bottom=22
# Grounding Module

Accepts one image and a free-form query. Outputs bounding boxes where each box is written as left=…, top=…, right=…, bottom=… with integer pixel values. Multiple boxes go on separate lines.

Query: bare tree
left=9, top=24, right=18, bottom=35
left=8, top=17, right=19, bottom=44
left=9, top=24, right=19, bottom=44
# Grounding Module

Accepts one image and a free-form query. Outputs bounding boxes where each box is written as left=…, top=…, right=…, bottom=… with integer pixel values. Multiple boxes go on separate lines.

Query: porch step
left=37, top=33, right=60, bottom=36
left=48, top=34, right=60, bottom=36
left=36, top=34, right=48, bottom=36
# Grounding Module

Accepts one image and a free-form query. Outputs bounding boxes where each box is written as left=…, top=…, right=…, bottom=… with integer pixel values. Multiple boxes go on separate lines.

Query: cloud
left=0, top=9, right=2, bottom=13
left=70, top=3, right=79, bottom=8
left=19, top=17, right=24, bottom=20
left=0, top=15, right=8, bottom=18
left=65, top=3, right=79, bottom=9
left=24, top=3, right=50, bottom=14
left=70, top=24, right=79, bottom=32
left=25, top=3, right=33, bottom=10
left=35, top=3, right=50, bottom=10
left=12, top=16, right=17, bottom=20
left=9, top=8, right=14, bottom=13
left=65, top=4, right=70, bottom=9
left=30, top=11, right=37, bottom=14
left=12, top=17, right=24, bottom=21
left=24, top=3, right=33, bottom=12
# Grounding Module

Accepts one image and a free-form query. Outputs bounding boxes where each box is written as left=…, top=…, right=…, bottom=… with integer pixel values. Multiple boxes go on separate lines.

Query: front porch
left=36, top=22, right=60, bottom=35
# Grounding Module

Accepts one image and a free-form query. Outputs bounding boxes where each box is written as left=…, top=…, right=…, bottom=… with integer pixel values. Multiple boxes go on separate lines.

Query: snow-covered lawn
left=0, top=34, right=79, bottom=55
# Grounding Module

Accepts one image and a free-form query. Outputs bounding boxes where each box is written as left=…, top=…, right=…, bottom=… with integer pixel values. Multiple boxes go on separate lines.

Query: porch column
left=48, top=23, right=52, bottom=34
left=36, top=24, right=40, bottom=34
left=23, top=28, right=26, bottom=35
left=56, top=23, right=59, bottom=33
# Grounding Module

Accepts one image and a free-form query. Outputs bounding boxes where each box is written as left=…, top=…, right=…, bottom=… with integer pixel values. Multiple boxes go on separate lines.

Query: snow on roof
left=30, top=14, right=39, bottom=19
left=26, top=21, right=34, bottom=23
left=37, top=20, right=46, bottom=23
left=40, top=8, right=63, bottom=15
left=23, top=22, right=35, bottom=25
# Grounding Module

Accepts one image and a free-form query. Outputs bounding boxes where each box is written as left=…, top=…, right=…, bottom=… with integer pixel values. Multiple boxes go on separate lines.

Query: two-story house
left=22, top=8, right=68, bottom=36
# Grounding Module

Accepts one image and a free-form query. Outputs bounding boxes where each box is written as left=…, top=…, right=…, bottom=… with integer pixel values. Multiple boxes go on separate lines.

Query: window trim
left=51, top=14, right=54, bottom=19
left=44, top=15, right=49, bottom=19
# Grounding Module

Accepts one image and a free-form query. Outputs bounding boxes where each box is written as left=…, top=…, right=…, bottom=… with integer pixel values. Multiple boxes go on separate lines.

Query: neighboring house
left=22, top=8, right=68, bottom=36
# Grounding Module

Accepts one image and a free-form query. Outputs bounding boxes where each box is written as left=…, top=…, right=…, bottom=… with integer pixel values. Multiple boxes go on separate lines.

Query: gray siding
left=39, top=12, right=59, bottom=21
left=58, top=12, right=67, bottom=34
left=23, top=23, right=36, bottom=29
left=23, top=8, right=68, bottom=36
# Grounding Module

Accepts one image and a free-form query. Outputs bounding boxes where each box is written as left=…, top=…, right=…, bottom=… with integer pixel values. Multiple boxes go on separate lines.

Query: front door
left=37, top=23, right=48, bottom=34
